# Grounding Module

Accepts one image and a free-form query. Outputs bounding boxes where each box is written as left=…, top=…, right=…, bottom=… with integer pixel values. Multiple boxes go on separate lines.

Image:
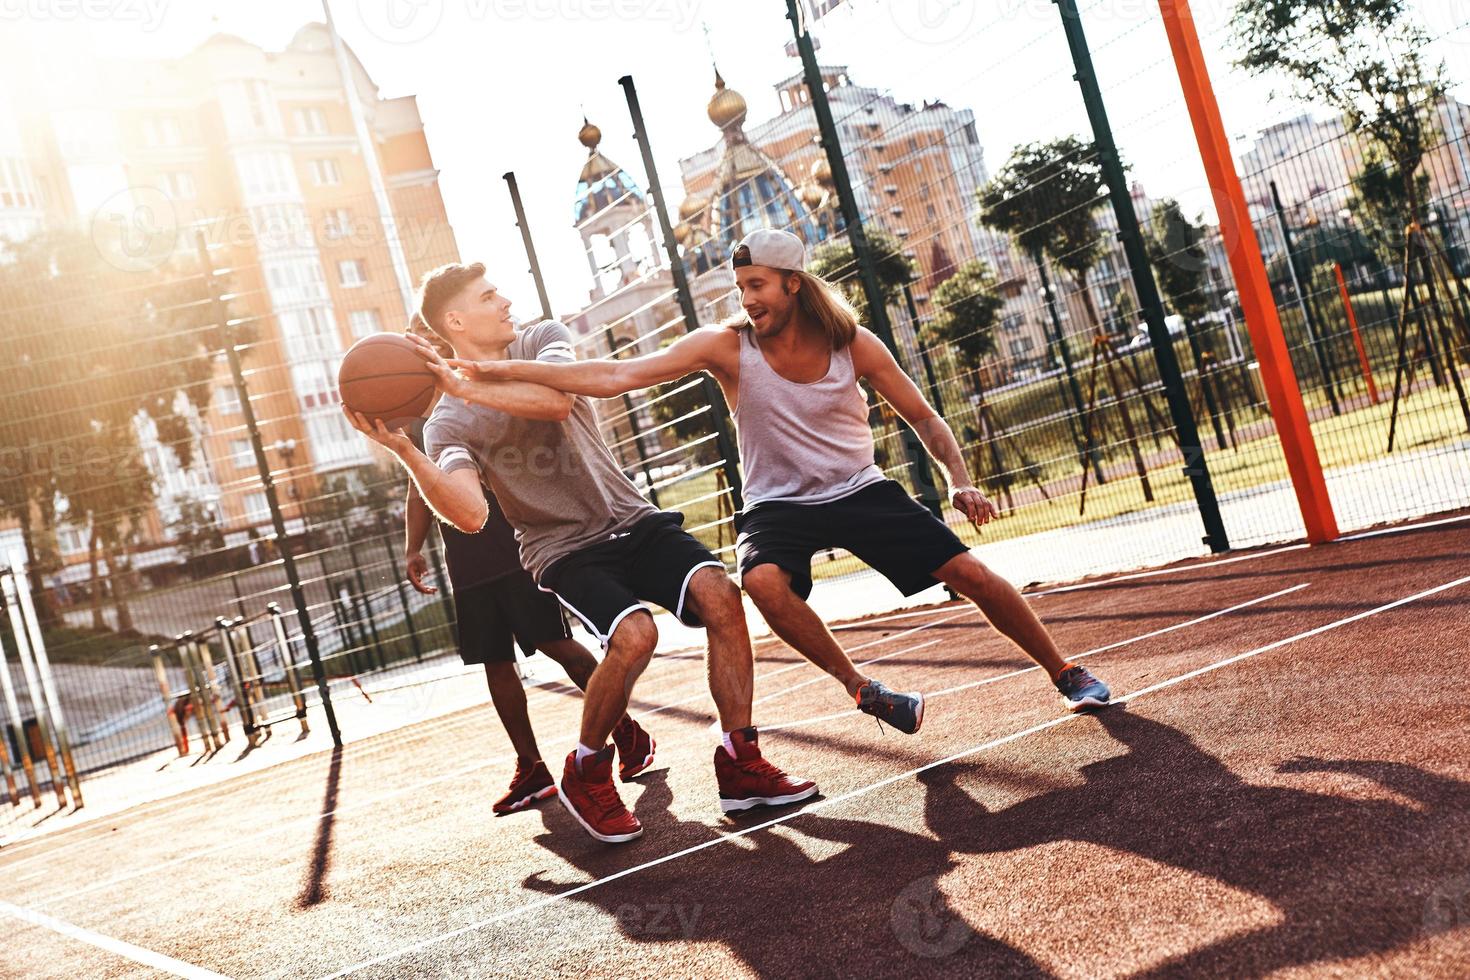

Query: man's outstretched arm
left=447, top=327, right=729, bottom=398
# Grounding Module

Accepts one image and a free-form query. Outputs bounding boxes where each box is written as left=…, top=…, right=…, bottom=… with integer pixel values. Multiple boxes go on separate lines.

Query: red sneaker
left=559, top=747, right=643, bottom=843
left=492, top=759, right=557, bottom=814
left=714, top=727, right=818, bottom=814
left=611, top=715, right=656, bottom=782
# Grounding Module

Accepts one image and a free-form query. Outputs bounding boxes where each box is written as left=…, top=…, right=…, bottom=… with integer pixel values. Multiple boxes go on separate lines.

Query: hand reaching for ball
left=342, top=407, right=415, bottom=457
left=403, top=333, right=472, bottom=399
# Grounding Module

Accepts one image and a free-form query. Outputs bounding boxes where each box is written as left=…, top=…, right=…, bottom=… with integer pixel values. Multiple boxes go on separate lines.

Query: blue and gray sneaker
left=856, top=680, right=925, bottom=734
left=1055, top=664, right=1111, bottom=712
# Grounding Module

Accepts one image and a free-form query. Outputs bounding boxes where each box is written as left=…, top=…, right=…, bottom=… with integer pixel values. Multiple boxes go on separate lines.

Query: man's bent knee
left=740, top=563, right=796, bottom=607
left=607, top=609, right=657, bottom=662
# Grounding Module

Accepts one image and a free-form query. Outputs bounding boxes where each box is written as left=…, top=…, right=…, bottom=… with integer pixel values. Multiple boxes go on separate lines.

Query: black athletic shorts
left=735, top=479, right=969, bottom=600
left=453, top=570, right=571, bottom=665
left=538, top=511, right=726, bottom=649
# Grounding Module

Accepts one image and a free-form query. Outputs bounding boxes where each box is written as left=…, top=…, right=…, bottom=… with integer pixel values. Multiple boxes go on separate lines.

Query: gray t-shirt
left=422, top=320, right=657, bottom=581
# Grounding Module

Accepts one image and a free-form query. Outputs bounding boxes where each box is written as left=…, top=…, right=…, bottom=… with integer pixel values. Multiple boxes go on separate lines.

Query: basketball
left=337, top=333, right=438, bottom=424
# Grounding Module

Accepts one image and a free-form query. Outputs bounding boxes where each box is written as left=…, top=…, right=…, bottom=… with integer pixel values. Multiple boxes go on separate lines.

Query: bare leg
left=742, top=564, right=867, bottom=697
left=577, top=611, right=656, bottom=749
left=682, top=567, right=753, bottom=730
left=536, top=637, right=599, bottom=690
left=483, top=662, right=540, bottom=763
left=933, top=553, right=1069, bottom=679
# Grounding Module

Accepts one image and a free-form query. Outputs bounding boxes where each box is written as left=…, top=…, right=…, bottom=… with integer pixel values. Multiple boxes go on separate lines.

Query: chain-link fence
left=2, top=0, right=1467, bottom=835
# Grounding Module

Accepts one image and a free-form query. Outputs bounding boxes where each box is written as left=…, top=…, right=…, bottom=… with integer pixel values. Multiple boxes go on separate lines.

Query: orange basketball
left=337, top=333, right=438, bottom=424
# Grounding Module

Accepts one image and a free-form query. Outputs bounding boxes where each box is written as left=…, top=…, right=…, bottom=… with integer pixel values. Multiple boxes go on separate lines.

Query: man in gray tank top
left=461, top=232, right=1112, bottom=720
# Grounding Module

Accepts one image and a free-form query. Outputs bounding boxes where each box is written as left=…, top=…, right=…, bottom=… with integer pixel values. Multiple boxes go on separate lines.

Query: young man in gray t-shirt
left=345, top=262, right=815, bottom=844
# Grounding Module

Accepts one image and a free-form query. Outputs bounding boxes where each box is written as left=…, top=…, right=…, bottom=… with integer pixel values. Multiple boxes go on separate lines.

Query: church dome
left=573, top=117, right=644, bottom=226
left=706, top=70, right=747, bottom=131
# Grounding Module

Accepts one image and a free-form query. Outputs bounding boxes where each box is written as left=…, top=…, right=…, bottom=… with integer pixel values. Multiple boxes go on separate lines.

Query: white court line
left=757, top=584, right=1309, bottom=734
left=321, top=572, right=1469, bottom=978
left=1340, top=512, right=1470, bottom=541
left=640, top=609, right=977, bottom=718
left=0, top=900, right=228, bottom=980
left=12, top=605, right=978, bottom=903
left=1028, top=544, right=1309, bottom=595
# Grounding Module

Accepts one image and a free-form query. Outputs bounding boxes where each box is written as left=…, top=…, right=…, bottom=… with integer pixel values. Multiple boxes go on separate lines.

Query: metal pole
left=1057, top=0, right=1228, bottom=552
left=195, top=234, right=340, bottom=745
left=1036, top=255, right=1106, bottom=484
left=321, top=0, right=416, bottom=318
left=903, top=284, right=948, bottom=419
left=504, top=171, right=554, bottom=321
left=0, top=593, right=40, bottom=805
left=1270, top=181, right=1341, bottom=414
left=3, top=556, right=81, bottom=804
left=150, top=644, right=188, bottom=756
left=780, top=6, right=943, bottom=516
left=1156, top=0, right=1336, bottom=543
left=380, top=535, right=423, bottom=662
left=2, top=571, right=66, bottom=806
left=216, top=616, right=261, bottom=748
left=620, top=73, right=746, bottom=512
left=267, top=602, right=310, bottom=734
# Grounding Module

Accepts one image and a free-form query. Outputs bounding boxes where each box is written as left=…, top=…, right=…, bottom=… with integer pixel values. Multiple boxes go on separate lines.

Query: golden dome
left=809, top=157, right=832, bottom=185
left=673, top=221, right=692, bottom=245
left=578, top=118, right=601, bottom=149
left=798, top=182, right=826, bottom=210
left=678, top=194, right=708, bottom=221
left=707, top=69, right=747, bottom=130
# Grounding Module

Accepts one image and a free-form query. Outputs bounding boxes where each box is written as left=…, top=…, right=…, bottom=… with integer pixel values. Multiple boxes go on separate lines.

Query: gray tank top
left=733, top=327, right=886, bottom=507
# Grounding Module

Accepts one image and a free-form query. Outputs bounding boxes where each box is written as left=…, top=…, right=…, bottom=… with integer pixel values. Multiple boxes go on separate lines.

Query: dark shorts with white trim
left=538, top=511, right=725, bottom=648
left=453, top=570, right=571, bottom=665
left=735, top=479, right=970, bottom=600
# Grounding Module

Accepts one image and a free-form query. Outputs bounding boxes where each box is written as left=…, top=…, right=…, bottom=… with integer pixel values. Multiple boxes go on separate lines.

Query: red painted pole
left=1157, top=0, right=1339, bottom=543
left=1335, top=262, right=1379, bottom=405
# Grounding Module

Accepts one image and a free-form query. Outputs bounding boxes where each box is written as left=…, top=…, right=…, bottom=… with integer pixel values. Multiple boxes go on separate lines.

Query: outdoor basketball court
left=1, top=513, right=1466, bottom=978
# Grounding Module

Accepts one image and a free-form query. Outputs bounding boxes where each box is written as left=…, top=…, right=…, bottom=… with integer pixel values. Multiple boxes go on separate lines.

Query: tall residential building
left=0, top=23, right=458, bottom=580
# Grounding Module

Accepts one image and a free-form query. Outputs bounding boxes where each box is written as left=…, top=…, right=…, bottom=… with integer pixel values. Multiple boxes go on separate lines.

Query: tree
left=925, top=260, right=1003, bottom=371
left=1233, top=0, right=1447, bottom=232
left=807, top=227, right=915, bottom=322
left=1346, top=145, right=1433, bottom=280
left=0, top=231, right=219, bottom=631
left=168, top=494, right=225, bottom=561
left=979, top=137, right=1108, bottom=479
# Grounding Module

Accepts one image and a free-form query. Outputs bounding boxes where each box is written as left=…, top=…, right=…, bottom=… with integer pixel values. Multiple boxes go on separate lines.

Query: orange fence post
left=1157, top=0, right=1339, bottom=544
left=1334, top=262, right=1379, bottom=405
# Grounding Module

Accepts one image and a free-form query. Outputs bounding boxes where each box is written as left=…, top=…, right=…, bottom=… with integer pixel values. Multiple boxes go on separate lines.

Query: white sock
left=721, top=731, right=738, bottom=759
left=575, top=742, right=600, bottom=765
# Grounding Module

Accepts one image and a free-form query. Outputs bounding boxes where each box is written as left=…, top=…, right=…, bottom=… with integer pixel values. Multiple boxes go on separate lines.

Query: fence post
left=1057, top=0, right=1229, bottom=553
left=1270, top=181, right=1342, bottom=413
left=196, top=234, right=340, bottom=745
left=267, top=602, right=310, bottom=735
left=150, top=644, right=187, bottom=756
left=620, top=73, right=747, bottom=513
left=778, top=12, right=944, bottom=517
left=1, top=566, right=69, bottom=807
left=0, top=590, right=41, bottom=805
left=1157, top=0, right=1337, bottom=544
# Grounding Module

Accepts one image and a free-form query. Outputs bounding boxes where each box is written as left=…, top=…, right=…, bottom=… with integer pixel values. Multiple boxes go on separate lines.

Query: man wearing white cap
left=452, top=229, right=1111, bottom=721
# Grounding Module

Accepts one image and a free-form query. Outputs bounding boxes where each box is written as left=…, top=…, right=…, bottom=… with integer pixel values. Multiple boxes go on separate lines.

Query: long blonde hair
left=723, top=270, right=860, bottom=350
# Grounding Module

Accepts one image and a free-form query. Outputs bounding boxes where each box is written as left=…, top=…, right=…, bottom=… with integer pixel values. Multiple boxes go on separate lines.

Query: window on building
left=162, top=171, right=196, bottom=199
left=311, top=158, right=341, bottom=186
left=243, top=492, right=270, bottom=523
left=293, top=107, right=328, bottom=135
left=143, top=115, right=183, bottom=147
left=245, top=80, right=271, bottom=129
left=349, top=309, right=382, bottom=338
left=216, top=386, right=242, bottom=415
left=230, top=439, right=253, bottom=468
left=322, top=207, right=352, bottom=239
left=338, top=259, right=367, bottom=287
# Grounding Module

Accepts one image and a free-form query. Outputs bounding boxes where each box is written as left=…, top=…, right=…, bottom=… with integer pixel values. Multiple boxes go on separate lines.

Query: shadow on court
left=515, top=707, right=1470, bottom=976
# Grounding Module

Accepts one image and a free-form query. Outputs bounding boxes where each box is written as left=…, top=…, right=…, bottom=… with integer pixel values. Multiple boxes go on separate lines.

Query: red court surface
left=3, top=514, right=1469, bottom=978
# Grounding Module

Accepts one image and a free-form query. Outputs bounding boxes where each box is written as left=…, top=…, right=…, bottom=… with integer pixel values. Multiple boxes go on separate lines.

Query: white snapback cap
left=731, top=228, right=807, bottom=272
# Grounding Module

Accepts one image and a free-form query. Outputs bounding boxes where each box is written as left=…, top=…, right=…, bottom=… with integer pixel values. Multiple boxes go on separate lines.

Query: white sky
left=41, top=0, right=1470, bottom=314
